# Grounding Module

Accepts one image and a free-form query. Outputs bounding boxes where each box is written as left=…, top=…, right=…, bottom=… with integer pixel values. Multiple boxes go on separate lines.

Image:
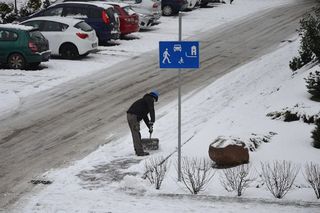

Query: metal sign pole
left=178, top=12, right=182, bottom=182
left=14, top=0, right=17, bottom=14
left=159, top=12, right=198, bottom=182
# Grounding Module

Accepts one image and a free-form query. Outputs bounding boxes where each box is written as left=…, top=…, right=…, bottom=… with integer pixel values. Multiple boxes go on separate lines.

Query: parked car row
left=0, top=0, right=218, bottom=69
left=23, top=1, right=121, bottom=44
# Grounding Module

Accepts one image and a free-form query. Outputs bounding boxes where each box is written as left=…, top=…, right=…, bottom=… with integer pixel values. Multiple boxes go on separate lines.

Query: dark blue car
left=23, top=2, right=120, bottom=44
left=162, top=0, right=188, bottom=16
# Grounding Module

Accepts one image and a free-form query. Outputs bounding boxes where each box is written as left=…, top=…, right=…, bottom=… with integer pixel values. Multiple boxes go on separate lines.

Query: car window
left=89, top=7, right=101, bottom=18
left=22, top=20, right=43, bottom=30
left=123, top=6, right=136, bottom=16
left=135, top=0, right=142, bottom=3
left=74, top=21, right=93, bottom=32
left=64, top=6, right=89, bottom=19
left=28, top=30, right=46, bottom=42
left=106, top=8, right=116, bottom=23
left=0, top=30, right=18, bottom=41
left=42, top=7, right=63, bottom=16
left=42, top=21, right=69, bottom=32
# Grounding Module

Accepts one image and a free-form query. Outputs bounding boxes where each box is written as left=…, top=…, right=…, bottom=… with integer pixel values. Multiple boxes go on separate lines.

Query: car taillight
left=153, top=3, right=158, bottom=8
left=76, top=33, right=89, bottom=39
left=28, top=41, right=38, bottom=52
left=102, top=10, right=110, bottom=25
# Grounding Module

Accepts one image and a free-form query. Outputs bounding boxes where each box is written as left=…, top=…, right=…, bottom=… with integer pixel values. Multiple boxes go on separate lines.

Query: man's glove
left=149, top=122, right=154, bottom=134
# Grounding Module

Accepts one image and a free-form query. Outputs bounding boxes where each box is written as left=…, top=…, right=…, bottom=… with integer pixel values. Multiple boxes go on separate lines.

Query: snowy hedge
left=290, top=7, right=320, bottom=71
left=305, top=70, right=320, bottom=100
left=0, top=0, right=50, bottom=23
left=0, top=2, right=17, bottom=24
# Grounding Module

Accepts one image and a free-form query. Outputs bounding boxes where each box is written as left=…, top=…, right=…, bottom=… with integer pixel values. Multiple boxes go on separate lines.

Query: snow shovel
left=141, top=132, right=159, bottom=150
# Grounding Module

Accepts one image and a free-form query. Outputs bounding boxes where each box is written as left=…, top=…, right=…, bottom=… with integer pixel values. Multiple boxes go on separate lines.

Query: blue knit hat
left=150, top=89, right=159, bottom=102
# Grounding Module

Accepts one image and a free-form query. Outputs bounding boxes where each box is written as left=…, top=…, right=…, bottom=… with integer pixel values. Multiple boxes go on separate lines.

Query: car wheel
left=7, top=53, right=26, bottom=69
left=60, top=43, right=79, bottom=60
left=162, top=5, right=173, bottom=16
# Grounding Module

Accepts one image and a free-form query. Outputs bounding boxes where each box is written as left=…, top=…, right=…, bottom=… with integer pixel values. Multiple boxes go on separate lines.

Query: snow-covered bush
left=312, top=119, right=320, bottom=149
left=0, top=2, right=17, bottom=24
left=43, top=0, right=51, bottom=9
left=267, top=104, right=319, bottom=124
left=219, top=164, right=256, bottom=196
left=289, top=41, right=314, bottom=71
left=0, top=2, right=11, bottom=18
left=305, top=71, right=320, bottom=100
left=19, top=0, right=42, bottom=17
left=283, top=110, right=300, bottom=122
left=260, top=161, right=299, bottom=199
left=289, top=56, right=304, bottom=71
left=300, top=8, right=320, bottom=61
left=143, top=156, right=170, bottom=190
left=304, top=162, right=320, bottom=199
left=179, top=157, right=215, bottom=194
left=290, top=7, right=320, bottom=70
left=0, top=0, right=51, bottom=23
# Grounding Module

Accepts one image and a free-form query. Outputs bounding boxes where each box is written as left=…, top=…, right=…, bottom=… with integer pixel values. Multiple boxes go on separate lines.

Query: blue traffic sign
left=159, top=41, right=200, bottom=69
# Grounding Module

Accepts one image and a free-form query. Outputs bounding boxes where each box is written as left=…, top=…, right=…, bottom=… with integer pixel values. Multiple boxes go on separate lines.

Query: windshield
left=123, top=6, right=136, bottom=16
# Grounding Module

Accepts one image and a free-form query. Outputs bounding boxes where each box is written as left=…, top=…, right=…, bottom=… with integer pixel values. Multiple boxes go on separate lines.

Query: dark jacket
left=127, top=94, right=155, bottom=127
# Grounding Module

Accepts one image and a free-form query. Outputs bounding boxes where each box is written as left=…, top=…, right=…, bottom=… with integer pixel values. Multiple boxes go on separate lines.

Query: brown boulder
left=208, top=144, right=249, bottom=167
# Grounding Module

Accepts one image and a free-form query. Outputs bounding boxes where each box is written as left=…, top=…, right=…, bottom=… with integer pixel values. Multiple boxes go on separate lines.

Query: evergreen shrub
left=305, top=71, right=320, bottom=100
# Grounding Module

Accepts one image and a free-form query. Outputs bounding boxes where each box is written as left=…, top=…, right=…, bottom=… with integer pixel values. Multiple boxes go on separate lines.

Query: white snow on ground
left=11, top=31, right=320, bottom=213
left=1, top=0, right=320, bottom=212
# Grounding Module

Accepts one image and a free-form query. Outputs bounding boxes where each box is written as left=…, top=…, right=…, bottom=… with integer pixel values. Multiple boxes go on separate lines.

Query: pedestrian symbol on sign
left=162, top=48, right=171, bottom=64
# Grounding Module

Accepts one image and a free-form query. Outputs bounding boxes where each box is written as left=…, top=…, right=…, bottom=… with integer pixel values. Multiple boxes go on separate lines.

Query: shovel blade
left=141, top=138, right=159, bottom=150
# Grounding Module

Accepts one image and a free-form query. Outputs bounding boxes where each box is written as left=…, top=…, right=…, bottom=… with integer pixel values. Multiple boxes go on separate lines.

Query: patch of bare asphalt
left=76, top=158, right=142, bottom=189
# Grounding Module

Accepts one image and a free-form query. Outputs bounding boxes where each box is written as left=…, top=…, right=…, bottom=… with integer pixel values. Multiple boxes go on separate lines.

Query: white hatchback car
left=21, top=16, right=98, bottom=59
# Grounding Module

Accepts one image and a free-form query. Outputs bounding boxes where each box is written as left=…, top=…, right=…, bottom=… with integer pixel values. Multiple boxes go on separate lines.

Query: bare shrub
left=220, top=164, right=256, bottom=196
left=143, top=156, right=169, bottom=190
left=304, top=162, right=320, bottom=199
left=180, top=157, right=215, bottom=194
left=260, top=161, right=299, bottom=199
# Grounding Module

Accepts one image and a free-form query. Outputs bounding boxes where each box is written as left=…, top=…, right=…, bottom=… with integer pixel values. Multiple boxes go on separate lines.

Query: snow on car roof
left=54, top=1, right=114, bottom=10
left=104, top=1, right=130, bottom=8
left=22, top=16, right=83, bottom=25
left=0, top=24, right=34, bottom=31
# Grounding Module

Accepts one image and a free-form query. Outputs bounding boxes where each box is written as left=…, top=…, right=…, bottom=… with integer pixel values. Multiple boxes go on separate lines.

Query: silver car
left=119, top=0, right=162, bottom=29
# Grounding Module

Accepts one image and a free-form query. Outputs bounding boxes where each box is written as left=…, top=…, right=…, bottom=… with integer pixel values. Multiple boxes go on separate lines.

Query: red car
left=107, top=2, right=140, bottom=36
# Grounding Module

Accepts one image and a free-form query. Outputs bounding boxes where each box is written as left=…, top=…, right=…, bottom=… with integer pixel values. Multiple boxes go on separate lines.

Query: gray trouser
left=127, top=113, right=144, bottom=154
